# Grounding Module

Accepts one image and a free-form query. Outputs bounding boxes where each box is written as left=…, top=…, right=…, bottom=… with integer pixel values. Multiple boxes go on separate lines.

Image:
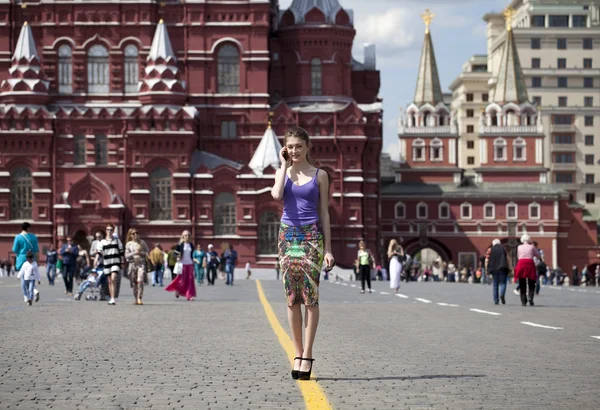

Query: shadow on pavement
left=316, top=374, right=486, bottom=381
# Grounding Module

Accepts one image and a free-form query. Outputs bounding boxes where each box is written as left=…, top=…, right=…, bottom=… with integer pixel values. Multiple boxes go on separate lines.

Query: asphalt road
left=0, top=275, right=598, bottom=409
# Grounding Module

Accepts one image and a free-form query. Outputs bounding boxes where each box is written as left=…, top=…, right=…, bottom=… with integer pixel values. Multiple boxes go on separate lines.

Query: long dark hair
left=284, top=126, right=313, bottom=165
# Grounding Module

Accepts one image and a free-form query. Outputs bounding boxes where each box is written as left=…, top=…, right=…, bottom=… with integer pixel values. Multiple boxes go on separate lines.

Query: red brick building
left=0, top=0, right=382, bottom=268
left=381, top=17, right=598, bottom=273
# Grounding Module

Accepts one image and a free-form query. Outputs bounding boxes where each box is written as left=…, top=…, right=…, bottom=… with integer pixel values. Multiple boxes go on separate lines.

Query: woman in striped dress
left=94, top=224, right=125, bottom=306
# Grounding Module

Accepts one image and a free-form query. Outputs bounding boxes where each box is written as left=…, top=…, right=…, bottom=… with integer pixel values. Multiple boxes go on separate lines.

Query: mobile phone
left=282, top=149, right=289, bottom=161
left=324, top=261, right=336, bottom=273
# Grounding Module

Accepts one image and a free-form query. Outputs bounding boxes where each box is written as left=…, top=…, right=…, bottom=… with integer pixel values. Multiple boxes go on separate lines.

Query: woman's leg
left=365, top=267, right=372, bottom=290
left=519, top=278, right=527, bottom=306
left=528, top=278, right=536, bottom=305
left=287, top=304, right=304, bottom=370
left=301, top=306, right=320, bottom=371
left=360, top=265, right=367, bottom=291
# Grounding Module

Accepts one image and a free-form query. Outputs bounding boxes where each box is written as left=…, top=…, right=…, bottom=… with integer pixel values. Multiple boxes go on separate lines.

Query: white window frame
left=506, top=202, right=518, bottom=220
left=416, top=202, right=428, bottom=220
left=310, top=58, right=322, bottom=96
left=395, top=202, right=406, bottom=219
left=493, top=137, right=507, bottom=162
left=58, top=44, right=72, bottom=94
left=438, top=202, right=450, bottom=219
left=124, top=44, right=139, bottom=94
left=87, top=44, right=110, bottom=94
left=528, top=202, right=541, bottom=220
left=460, top=202, right=472, bottom=220
left=412, top=138, right=426, bottom=162
left=430, top=138, right=443, bottom=162
left=513, top=137, right=527, bottom=161
left=483, top=202, right=495, bottom=220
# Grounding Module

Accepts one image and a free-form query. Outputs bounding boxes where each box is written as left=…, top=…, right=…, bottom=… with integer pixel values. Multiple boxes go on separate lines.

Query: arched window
left=124, top=45, right=139, bottom=94
left=493, top=137, right=507, bottom=161
left=311, top=58, right=322, bottom=96
left=73, top=134, right=86, bottom=165
left=258, top=211, right=279, bottom=254
left=417, top=202, right=428, bottom=219
left=11, top=167, right=32, bottom=220
left=513, top=137, right=526, bottom=161
left=490, top=111, right=498, bottom=126
left=214, top=192, right=236, bottom=235
left=412, top=139, right=426, bottom=161
left=422, top=111, right=431, bottom=127
left=438, top=202, right=450, bottom=219
left=460, top=202, right=472, bottom=220
left=87, top=44, right=109, bottom=94
left=58, top=45, right=72, bottom=94
left=150, top=167, right=172, bottom=220
left=217, top=45, right=240, bottom=94
left=94, top=134, right=107, bottom=165
left=430, top=138, right=443, bottom=161
left=394, top=202, right=405, bottom=219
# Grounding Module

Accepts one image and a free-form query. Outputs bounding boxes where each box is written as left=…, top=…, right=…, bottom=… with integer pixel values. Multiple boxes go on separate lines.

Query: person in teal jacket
left=193, top=244, right=206, bottom=284
left=12, top=222, right=39, bottom=302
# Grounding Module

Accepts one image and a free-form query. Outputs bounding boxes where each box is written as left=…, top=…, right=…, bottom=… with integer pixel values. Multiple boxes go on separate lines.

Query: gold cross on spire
left=421, top=9, right=434, bottom=34
left=503, top=6, right=515, bottom=31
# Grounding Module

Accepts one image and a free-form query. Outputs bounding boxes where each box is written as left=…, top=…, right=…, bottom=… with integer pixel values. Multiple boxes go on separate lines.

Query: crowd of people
left=7, top=222, right=242, bottom=306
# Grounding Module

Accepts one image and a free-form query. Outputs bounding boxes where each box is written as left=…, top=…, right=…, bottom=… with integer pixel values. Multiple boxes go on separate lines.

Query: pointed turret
left=413, top=9, right=443, bottom=106
left=138, top=19, right=186, bottom=104
left=490, top=7, right=528, bottom=104
left=248, top=121, right=282, bottom=176
left=0, top=22, right=49, bottom=104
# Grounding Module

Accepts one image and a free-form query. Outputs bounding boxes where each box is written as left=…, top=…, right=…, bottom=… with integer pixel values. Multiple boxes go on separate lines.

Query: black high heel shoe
left=298, top=358, right=315, bottom=380
left=291, top=357, right=302, bottom=380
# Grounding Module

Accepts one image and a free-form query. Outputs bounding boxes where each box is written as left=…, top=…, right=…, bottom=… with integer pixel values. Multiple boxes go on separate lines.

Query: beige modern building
left=484, top=0, right=600, bottom=212
left=449, top=55, right=492, bottom=171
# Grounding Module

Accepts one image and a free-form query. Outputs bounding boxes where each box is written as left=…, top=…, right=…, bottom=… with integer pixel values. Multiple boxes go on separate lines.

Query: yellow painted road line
left=256, top=280, right=333, bottom=410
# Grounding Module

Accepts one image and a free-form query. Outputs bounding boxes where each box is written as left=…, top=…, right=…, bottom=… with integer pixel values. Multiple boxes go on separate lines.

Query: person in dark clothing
left=60, top=236, right=79, bottom=296
left=206, top=244, right=220, bottom=286
left=45, top=244, right=58, bottom=286
left=487, top=239, right=510, bottom=305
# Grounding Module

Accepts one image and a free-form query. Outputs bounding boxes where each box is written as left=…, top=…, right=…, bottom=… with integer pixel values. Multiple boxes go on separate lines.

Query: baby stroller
left=74, top=267, right=106, bottom=301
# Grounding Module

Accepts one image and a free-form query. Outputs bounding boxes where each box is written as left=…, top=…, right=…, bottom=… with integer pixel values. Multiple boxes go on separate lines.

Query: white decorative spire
left=148, top=19, right=176, bottom=63
left=249, top=123, right=282, bottom=176
left=13, top=22, right=39, bottom=62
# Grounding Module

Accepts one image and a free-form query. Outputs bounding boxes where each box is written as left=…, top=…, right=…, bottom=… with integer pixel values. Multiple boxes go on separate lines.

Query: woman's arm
left=318, top=171, right=334, bottom=266
left=271, top=148, right=289, bottom=200
left=124, top=242, right=135, bottom=261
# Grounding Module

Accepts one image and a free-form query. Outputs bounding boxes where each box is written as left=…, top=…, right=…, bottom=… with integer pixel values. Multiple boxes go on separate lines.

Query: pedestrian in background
left=388, top=239, right=403, bottom=294
left=245, top=261, right=252, bottom=279
left=224, top=244, right=238, bottom=286
left=17, top=252, right=40, bottom=306
left=514, top=234, right=541, bottom=306
left=149, top=243, right=164, bottom=287
left=125, top=229, right=149, bottom=305
left=95, top=224, right=125, bottom=306
left=488, top=239, right=509, bottom=305
left=357, top=240, right=375, bottom=294
left=193, top=244, right=206, bottom=284
left=206, top=244, right=219, bottom=285
left=165, top=230, right=196, bottom=301
left=45, top=243, right=57, bottom=286
left=167, top=246, right=178, bottom=280
left=60, top=236, right=78, bottom=296
left=595, top=265, right=600, bottom=287
left=12, top=222, right=40, bottom=303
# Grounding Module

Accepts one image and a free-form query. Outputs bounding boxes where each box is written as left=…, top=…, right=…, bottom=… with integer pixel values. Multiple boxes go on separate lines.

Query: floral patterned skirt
left=278, top=222, right=324, bottom=307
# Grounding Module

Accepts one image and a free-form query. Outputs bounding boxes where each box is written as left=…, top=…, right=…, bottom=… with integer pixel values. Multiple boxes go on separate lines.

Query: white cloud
left=384, top=141, right=400, bottom=162
left=355, top=8, right=417, bottom=50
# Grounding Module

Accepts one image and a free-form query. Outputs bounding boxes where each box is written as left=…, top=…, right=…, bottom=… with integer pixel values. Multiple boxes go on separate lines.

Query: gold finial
left=503, top=6, right=515, bottom=31
left=421, top=9, right=434, bottom=34
left=159, top=18, right=164, bottom=24
left=21, top=3, right=27, bottom=8
left=267, top=111, right=274, bottom=129
left=23, top=21, right=28, bottom=26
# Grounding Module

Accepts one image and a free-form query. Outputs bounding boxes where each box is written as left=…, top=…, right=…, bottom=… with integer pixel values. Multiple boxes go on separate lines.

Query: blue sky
left=279, top=0, right=510, bottom=157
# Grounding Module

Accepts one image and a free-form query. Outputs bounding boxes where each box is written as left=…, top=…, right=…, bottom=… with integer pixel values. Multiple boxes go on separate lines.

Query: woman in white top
left=388, top=239, right=403, bottom=293
left=165, top=230, right=197, bottom=301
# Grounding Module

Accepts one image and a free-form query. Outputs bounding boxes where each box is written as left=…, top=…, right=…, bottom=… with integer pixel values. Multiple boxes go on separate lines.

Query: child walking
left=17, top=252, right=41, bottom=306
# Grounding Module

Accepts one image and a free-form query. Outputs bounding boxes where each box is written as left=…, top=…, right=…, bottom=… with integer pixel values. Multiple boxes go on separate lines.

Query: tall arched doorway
left=403, top=238, right=452, bottom=264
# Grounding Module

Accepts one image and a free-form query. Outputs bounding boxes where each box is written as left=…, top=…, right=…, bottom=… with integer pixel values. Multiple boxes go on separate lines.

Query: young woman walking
left=271, top=126, right=334, bottom=381
left=125, top=228, right=150, bottom=305
left=357, top=240, right=375, bottom=294
left=165, top=230, right=197, bottom=301
left=388, top=239, right=404, bottom=293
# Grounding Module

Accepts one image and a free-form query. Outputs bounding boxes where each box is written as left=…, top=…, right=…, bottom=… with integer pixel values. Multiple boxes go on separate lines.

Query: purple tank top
left=281, top=170, right=320, bottom=226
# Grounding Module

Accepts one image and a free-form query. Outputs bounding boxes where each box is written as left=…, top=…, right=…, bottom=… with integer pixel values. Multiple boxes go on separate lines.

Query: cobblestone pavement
left=0, top=275, right=599, bottom=409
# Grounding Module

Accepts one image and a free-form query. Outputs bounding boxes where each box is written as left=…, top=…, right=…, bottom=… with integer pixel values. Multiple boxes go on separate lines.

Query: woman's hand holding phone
left=279, top=147, right=290, bottom=167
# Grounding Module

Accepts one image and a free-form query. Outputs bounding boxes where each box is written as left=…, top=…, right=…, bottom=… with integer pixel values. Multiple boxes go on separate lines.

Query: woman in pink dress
left=165, top=230, right=196, bottom=301
left=514, top=234, right=540, bottom=306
